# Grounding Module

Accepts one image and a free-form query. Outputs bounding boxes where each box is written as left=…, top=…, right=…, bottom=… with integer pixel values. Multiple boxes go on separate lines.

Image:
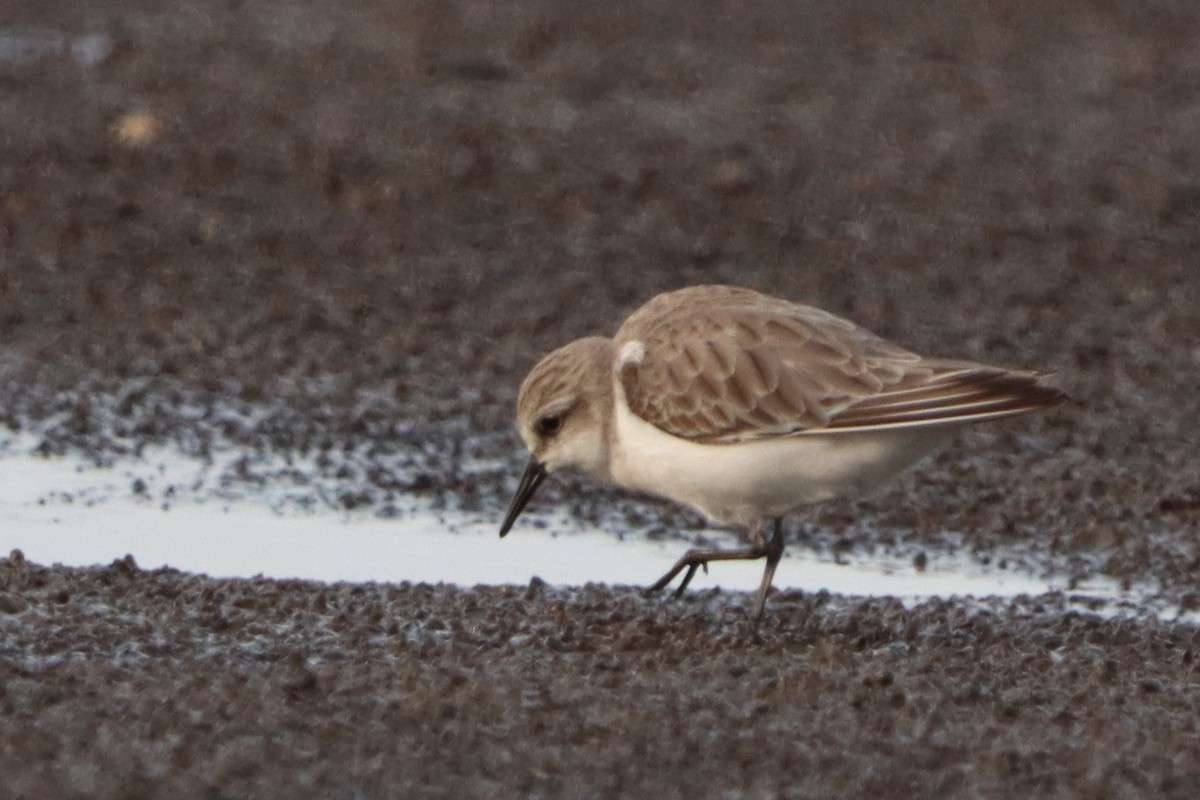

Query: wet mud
left=2, top=0, right=1200, bottom=796
left=3, top=555, right=1200, bottom=798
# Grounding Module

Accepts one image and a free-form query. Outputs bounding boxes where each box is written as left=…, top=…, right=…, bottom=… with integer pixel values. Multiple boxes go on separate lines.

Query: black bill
left=498, top=456, right=547, bottom=537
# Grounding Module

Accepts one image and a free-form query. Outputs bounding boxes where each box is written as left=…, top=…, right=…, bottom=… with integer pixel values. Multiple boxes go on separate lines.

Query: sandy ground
left=2, top=0, right=1199, bottom=796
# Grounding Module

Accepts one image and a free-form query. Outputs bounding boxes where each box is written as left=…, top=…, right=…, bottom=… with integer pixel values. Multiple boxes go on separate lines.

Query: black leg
left=673, top=562, right=704, bottom=598
left=645, top=543, right=769, bottom=597
left=645, top=519, right=788, bottom=619
left=749, top=519, right=786, bottom=620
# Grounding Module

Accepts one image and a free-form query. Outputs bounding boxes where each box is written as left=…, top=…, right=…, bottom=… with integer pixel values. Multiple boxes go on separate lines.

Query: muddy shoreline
left=2, top=0, right=1200, bottom=796
left=3, top=554, right=1200, bottom=799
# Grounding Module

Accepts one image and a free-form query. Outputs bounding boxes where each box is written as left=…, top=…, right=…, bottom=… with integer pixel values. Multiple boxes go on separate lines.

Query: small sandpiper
left=499, top=284, right=1065, bottom=618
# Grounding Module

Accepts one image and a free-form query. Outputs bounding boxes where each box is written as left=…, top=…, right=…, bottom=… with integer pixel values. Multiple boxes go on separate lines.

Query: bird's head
left=499, top=336, right=613, bottom=537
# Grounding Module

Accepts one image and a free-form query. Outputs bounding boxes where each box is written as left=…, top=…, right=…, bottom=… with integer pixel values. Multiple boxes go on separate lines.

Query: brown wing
left=614, top=285, right=1064, bottom=443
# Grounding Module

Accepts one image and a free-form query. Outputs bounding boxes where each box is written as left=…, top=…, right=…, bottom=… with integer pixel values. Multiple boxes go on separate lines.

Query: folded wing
left=614, top=285, right=1064, bottom=443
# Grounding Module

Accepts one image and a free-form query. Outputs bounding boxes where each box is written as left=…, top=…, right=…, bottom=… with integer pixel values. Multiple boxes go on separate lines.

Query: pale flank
left=499, top=285, right=1065, bottom=619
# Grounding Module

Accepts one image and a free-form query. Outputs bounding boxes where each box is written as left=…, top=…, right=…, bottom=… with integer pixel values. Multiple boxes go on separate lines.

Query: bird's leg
left=645, top=521, right=776, bottom=601
left=749, top=518, right=786, bottom=620
left=668, top=523, right=767, bottom=597
left=649, top=544, right=766, bottom=598
left=673, top=561, right=705, bottom=598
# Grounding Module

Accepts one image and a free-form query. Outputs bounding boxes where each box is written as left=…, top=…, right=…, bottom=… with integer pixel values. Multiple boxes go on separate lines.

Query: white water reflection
left=6, top=499, right=1057, bottom=598
left=0, top=437, right=1149, bottom=611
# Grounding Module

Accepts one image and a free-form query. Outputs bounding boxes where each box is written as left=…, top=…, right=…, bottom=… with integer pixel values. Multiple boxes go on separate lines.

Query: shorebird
left=498, top=284, right=1065, bottom=618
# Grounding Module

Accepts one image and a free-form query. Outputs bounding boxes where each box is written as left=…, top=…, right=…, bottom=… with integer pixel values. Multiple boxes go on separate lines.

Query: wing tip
left=820, top=369, right=1068, bottom=432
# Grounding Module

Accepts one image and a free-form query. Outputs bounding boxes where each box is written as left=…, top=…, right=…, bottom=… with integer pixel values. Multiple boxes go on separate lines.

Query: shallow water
left=0, top=434, right=1161, bottom=616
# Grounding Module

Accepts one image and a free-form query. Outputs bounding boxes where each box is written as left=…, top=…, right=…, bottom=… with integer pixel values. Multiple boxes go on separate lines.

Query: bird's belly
left=609, top=399, right=953, bottom=526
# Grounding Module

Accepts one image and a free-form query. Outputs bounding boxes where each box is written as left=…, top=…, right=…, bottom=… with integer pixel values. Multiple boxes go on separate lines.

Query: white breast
left=607, top=385, right=953, bottom=527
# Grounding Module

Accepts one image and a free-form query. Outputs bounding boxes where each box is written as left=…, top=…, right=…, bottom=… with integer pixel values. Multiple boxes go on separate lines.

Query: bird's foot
left=644, top=545, right=767, bottom=599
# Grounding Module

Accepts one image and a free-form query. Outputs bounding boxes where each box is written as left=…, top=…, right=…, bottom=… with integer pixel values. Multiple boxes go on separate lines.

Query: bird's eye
left=536, top=414, right=562, bottom=436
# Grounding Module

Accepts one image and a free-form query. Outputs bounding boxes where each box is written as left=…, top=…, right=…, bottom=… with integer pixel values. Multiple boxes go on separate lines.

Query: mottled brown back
left=614, top=285, right=1063, bottom=443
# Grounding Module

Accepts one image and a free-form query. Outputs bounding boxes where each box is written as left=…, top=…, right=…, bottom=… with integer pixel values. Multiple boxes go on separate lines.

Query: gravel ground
left=2, top=555, right=1199, bottom=799
left=1, top=0, right=1199, bottom=796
